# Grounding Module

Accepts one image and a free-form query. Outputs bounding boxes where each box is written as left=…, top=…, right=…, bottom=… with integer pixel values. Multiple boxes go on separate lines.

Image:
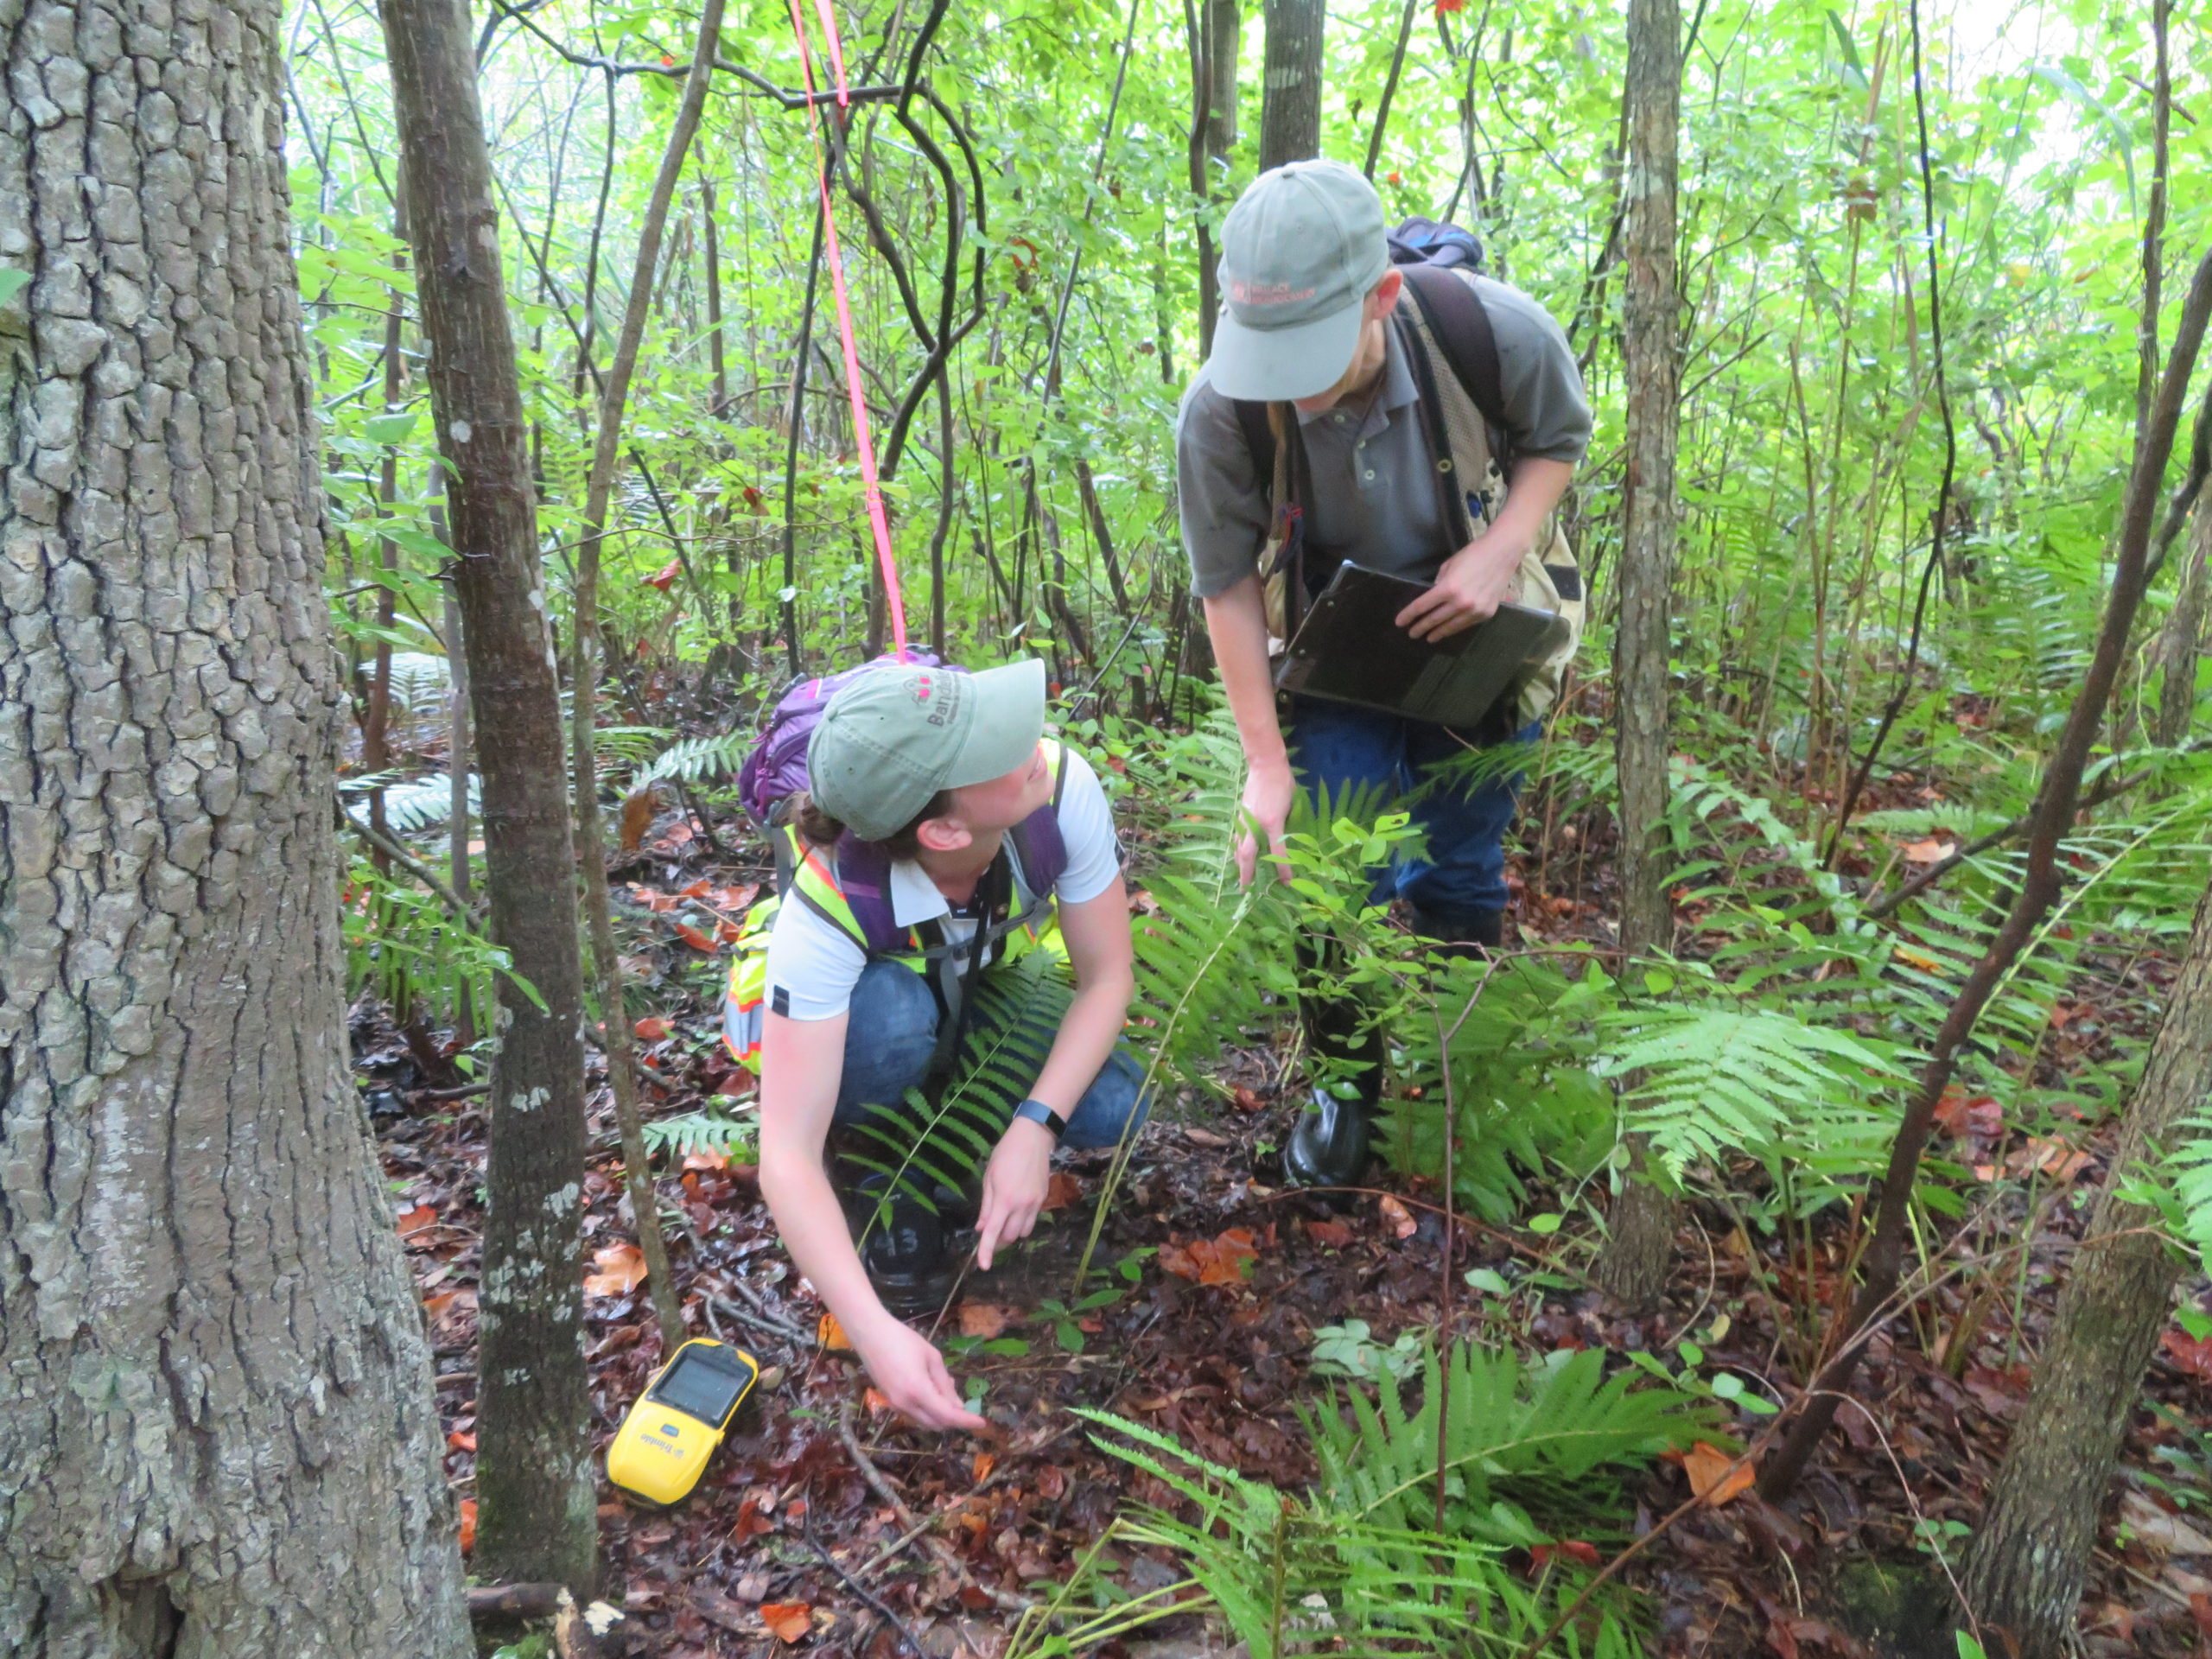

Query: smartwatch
left=1013, top=1098, right=1067, bottom=1140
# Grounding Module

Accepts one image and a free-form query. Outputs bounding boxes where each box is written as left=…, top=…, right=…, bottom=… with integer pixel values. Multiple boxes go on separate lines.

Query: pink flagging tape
left=811, top=0, right=852, bottom=106
left=786, top=0, right=908, bottom=655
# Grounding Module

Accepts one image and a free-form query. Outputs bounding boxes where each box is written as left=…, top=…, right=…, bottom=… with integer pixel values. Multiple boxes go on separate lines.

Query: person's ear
left=914, top=813, right=972, bottom=854
left=1370, top=267, right=1405, bottom=317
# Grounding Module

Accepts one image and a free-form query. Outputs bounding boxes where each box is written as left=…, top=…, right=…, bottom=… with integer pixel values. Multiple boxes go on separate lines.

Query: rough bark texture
left=1961, top=880, right=2212, bottom=1656
left=1594, top=0, right=1681, bottom=1312
left=378, top=0, right=598, bottom=1591
left=1259, top=0, right=1323, bottom=173
left=0, top=1, right=469, bottom=1652
left=2153, top=499, right=2207, bottom=748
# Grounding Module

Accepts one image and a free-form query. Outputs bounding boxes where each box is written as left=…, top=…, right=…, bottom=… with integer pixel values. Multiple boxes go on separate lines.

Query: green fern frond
left=636, top=728, right=749, bottom=787
left=643, top=1109, right=757, bottom=1162
left=2167, top=1111, right=2212, bottom=1275
left=1033, top=1398, right=1657, bottom=1659
left=1594, top=1003, right=1907, bottom=1180
left=1303, top=1337, right=1719, bottom=1542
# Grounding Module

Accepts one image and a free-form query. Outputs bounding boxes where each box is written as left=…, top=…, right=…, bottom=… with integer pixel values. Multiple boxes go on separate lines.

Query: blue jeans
left=832, top=960, right=1150, bottom=1151
left=1287, top=696, right=1541, bottom=922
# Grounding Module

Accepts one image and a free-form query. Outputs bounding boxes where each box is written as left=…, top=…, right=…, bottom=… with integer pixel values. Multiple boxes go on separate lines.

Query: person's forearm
left=1201, top=577, right=1290, bottom=779
left=1024, top=969, right=1135, bottom=1122
left=1495, top=456, right=1574, bottom=543
left=759, top=1147, right=894, bottom=1340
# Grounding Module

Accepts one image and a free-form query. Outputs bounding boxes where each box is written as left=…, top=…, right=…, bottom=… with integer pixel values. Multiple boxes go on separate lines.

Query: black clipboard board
left=1274, top=563, right=1567, bottom=729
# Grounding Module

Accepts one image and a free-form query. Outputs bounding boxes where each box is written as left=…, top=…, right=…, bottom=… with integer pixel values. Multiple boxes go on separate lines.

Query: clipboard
left=1274, top=563, right=1568, bottom=729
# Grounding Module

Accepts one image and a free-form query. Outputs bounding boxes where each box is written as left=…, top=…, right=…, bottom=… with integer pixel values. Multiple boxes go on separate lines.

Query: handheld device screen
left=648, top=1349, right=748, bottom=1424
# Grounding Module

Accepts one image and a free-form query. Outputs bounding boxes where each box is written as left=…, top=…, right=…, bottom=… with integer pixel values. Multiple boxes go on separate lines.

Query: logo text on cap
left=1230, top=280, right=1318, bottom=307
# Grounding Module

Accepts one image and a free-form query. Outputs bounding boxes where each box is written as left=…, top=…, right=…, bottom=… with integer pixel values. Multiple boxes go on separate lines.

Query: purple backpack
left=737, top=652, right=954, bottom=826
left=737, top=654, right=1070, bottom=957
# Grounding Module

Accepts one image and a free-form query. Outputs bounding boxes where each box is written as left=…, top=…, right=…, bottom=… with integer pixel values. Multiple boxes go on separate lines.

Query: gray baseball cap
left=806, top=658, right=1046, bottom=842
left=1207, top=160, right=1390, bottom=402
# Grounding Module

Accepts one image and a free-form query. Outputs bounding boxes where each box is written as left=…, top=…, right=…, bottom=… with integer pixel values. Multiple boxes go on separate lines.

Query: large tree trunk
left=1961, top=880, right=2212, bottom=1656
left=2152, top=498, right=2207, bottom=747
left=1259, top=0, right=1324, bottom=172
left=1593, top=0, right=1681, bottom=1311
left=0, top=2, right=468, bottom=1652
left=379, top=0, right=598, bottom=1592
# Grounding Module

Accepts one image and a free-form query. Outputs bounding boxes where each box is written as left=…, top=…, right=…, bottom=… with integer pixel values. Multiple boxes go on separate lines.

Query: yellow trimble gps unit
left=607, top=1338, right=760, bottom=1507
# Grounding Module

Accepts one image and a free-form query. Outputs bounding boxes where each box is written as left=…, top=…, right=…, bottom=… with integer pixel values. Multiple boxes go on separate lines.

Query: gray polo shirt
left=1175, top=272, right=1592, bottom=600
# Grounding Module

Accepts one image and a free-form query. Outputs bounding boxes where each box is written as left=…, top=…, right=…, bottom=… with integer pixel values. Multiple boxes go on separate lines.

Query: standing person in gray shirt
left=1174, top=159, right=1592, bottom=1192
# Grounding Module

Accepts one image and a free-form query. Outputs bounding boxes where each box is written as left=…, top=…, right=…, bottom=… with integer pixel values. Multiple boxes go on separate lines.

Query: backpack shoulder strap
left=1006, top=742, right=1072, bottom=898
left=830, top=833, right=911, bottom=957
left=1398, top=264, right=1510, bottom=452
left=1394, top=312, right=1477, bottom=552
left=1232, top=397, right=1275, bottom=483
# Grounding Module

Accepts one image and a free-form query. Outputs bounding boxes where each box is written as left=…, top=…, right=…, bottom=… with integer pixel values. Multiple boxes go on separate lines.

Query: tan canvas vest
left=1258, top=279, right=1585, bottom=729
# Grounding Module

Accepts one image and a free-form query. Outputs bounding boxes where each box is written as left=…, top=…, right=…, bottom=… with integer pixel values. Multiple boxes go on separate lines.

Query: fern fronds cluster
left=1304, top=1337, right=1719, bottom=1544
left=1003, top=1353, right=1698, bottom=1659
left=841, top=951, right=1073, bottom=1219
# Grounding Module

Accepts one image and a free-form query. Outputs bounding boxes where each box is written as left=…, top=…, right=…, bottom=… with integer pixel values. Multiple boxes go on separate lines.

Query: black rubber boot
left=1407, top=905, right=1504, bottom=963
left=1283, top=980, right=1382, bottom=1192
left=831, top=1144, right=962, bottom=1320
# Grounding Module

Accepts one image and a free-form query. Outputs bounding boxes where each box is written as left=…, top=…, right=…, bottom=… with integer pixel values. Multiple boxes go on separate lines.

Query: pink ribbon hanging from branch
left=787, top=0, right=908, bottom=654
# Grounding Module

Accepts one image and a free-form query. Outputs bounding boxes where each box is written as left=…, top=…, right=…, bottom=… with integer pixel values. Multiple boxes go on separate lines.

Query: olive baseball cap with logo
left=806, top=658, right=1047, bottom=842
left=1207, top=159, right=1391, bottom=402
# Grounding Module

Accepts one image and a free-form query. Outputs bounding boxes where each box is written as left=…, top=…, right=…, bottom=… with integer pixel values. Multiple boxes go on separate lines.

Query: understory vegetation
left=59, top=0, right=2212, bottom=1651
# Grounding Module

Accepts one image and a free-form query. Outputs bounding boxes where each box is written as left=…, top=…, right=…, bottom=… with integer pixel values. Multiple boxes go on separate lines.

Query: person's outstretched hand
left=855, top=1316, right=987, bottom=1431
left=976, top=1118, right=1054, bottom=1270
left=1235, top=762, right=1296, bottom=887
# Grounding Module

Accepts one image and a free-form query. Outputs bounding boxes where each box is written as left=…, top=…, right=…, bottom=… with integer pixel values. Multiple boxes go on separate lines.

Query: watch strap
left=1013, top=1097, right=1067, bottom=1140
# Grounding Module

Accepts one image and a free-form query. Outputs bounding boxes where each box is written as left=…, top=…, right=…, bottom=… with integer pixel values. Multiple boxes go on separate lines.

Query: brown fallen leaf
left=396, top=1203, right=438, bottom=1240
left=618, top=787, right=659, bottom=853
left=1041, top=1171, right=1083, bottom=1211
left=760, top=1601, right=811, bottom=1643
left=1378, top=1195, right=1419, bottom=1239
left=1230, top=1085, right=1266, bottom=1114
left=1529, top=1539, right=1603, bottom=1571
left=1682, top=1440, right=1756, bottom=1506
left=1932, top=1084, right=2000, bottom=1141
left=1159, top=1228, right=1262, bottom=1287
left=1304, top=1217, right=1355, bottom=1249
left=632, top=1015, right=671, bottom=1041
left=674, top=922, right=717, bottom=952
left=423, top=1287, right=475, bottom=1320
left=731, top=1494, right=775, bottom=1540
left=583, top=1241, right=647, bottom=1298
left=957, top=1303, right=1013, bottom=1339
left=2162, top=1327, right=2212, bottom=1383
left=2009, top=1135, right=2091, bottom=1183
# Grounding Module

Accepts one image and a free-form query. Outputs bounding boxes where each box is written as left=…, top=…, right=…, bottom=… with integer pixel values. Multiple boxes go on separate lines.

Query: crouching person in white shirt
left=749, top=659, right=1144, bottom=1430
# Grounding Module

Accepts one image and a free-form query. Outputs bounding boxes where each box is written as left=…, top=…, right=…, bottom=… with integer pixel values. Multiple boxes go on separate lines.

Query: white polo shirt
left=761, top=747, right=1122, bottom=1020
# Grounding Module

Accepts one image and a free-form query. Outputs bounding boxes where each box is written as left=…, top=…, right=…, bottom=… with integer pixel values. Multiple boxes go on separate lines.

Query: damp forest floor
left=361, top=795, right=2212, bottom=1659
